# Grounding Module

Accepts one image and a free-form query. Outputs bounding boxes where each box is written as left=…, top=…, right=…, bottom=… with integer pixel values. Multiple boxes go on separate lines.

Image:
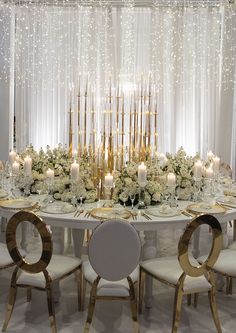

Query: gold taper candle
left=84, top=74, right=88, bottom=149
left=77, top=78, right=81, bottom=157
left=121, top=92, right=125, bottom=167
left=69, top=94, right=73, bottom=157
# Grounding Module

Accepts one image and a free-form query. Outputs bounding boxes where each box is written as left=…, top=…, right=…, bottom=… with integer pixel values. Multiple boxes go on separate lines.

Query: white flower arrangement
left=16, top=144, right=97, bottom=204
left=113, top=147, right=201, bottom=205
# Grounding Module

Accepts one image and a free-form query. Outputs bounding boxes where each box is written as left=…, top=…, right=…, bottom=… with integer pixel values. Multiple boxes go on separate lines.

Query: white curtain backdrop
left=2, top=1, right=235, bottom=162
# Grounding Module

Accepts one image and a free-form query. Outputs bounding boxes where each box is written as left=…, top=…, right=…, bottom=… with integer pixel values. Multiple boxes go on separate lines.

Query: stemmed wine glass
left=174, top=187, right=180, bottom=207
left=120, top=191, right=129, bottom=208
left=128, top=188, right=137, bottom=210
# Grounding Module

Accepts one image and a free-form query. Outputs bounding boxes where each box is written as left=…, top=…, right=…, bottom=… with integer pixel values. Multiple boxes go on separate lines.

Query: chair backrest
left=178, top=214, right=222, bottom=278
left=6, top=210, right=52, bottom=274
left=88, top=218, right=141, bottom=281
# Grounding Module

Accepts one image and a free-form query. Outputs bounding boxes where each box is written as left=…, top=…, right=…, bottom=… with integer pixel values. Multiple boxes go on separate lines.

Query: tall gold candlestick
left=140, top=83, right=144, bottom=160
left=148, top=76, right=151, bottom=149
left=84, top=75, right=88, bottom=149
left=69, top=97, right=73, bottom=158
left=116, top=81, right=120, bottom=153
left=154, top=93, right=158, bottom=152
left=77, top=79, right=81, bottom=157
left=91, top=91, right=96, bottom=154
left=129, top=95, right=132, bottom=162
left=121, top=92, right=125, bottom=167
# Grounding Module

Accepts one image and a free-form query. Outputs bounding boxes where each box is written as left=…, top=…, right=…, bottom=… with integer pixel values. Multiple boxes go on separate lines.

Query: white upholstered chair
left=82, top=218, right=141, bottom=333
left=139, top=214, right=223, bottom=333
left=198, top=240, right=236, bottom=295
left=2, top=210, right=82, bottom=333
left=0, top=242, right=15, bottom=270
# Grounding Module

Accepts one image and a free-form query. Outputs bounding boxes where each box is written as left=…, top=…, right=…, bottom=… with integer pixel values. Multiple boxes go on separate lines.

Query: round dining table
left=0, top=197, right=235, bottom=308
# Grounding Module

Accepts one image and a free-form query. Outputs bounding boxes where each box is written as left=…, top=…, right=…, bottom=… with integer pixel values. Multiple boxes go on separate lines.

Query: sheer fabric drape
left=11, top=3, right=236, bottom=162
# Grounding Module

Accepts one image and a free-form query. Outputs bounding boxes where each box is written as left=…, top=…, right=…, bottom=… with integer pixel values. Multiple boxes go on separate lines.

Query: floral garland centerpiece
left=113, top=148, right=201, bottom=205
left=15, top=144, right=97, bottom=203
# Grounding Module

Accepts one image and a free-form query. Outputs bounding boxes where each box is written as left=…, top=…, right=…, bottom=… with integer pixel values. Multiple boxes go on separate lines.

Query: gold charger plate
left=0, top=199, right=38, bottom=210
left=90, top=207, right=131, bottom=220
left=187, top=203, right=226, bottom=215
left=0, top=189, right=8, bottom=199
left=223, top=189, right=236, bottom=197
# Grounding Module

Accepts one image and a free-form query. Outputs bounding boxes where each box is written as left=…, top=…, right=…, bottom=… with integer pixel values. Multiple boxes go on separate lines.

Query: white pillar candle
left=138, top=162, right=147, bottom=185
left=70, top=160, right=79, bottom=181
left=12, top=161, right=20, bottom=175
left=73, top=150, right=77, bottom=159
left=46, top=168, right=54, bottom=179
left=194, top=160, right=202, bottom=178
left=9, top=150, right=16, bottom=165
left=205, top=167, right=214, bottom=178
left=212, top=156, right=220, bottom=174
left=23, top=155, right=32, bottom=176
left=167, top=172, right=176, bottom=186
left=105, top=173, right=113, bottom=188
left=207, top=150, right=214, bottom=160
left=159, top=153, right=167, bottom=165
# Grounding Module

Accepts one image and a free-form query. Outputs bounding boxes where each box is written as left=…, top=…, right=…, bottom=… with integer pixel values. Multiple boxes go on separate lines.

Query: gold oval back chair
left=139, top=214, right=223, bottom=333
left=0, top=243, right=15, bottom=270
left=2, top=210, right=82, bottom=333
left=82, top=218, right=142, bottom=333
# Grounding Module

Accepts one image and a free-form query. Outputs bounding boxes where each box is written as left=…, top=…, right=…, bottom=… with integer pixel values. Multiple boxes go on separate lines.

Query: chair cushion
left=198, top=249, right=236, bottom=277
left=17, top=254, right=81, bottom=288
left=0, top=242, right=15, bottom=268
left=83, top=260, right=139, bottom=297
left=141, top=256, right=212, bottom=293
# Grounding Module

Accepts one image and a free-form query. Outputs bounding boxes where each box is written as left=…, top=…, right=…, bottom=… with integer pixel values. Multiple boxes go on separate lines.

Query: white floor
left=0, top=227, right=235, bottom=332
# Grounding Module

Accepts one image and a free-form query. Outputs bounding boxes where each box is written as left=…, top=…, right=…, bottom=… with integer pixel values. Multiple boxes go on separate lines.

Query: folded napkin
left=159, top=204, right=173, bottom=214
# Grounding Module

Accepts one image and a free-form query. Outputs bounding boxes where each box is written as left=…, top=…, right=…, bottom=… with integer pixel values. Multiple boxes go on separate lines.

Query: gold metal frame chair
left=2, top=210, right=82, bottom=333
left=83, top=218, right=141, bottom=333
left=139, top=214, right=223, bottom=333
left=198, top=240, right=236, bottom=295
left=0, top=243, right=15, bottom=272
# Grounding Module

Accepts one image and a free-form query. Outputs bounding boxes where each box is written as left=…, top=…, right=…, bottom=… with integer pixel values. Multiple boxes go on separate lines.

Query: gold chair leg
left=229, top=277, right=233, bottom=295
left=208, top=288, right=222, bottom=333
left=83, top=276, right=100, bottom=333
left=127, top=276, right=140, bottom=333
left=226, top=276, right=230, bottom=295
left=138, top=268, right=145, bottom=314
left=46, top=286, right=57, bottom=333
left=2, top=285, right=17, bottom=331
left=187, top=294, right=191, bottom=306
left=193, top=293, right=199, bottom=308
left=81, top=274, right=87, bottom=312
left=2, top=268, right=18, bottom=332
left=77, top=268, right=83, bottom=311
left=172, top=287, right=183, bottom=333
left=27, top=287, right=32, bottom=302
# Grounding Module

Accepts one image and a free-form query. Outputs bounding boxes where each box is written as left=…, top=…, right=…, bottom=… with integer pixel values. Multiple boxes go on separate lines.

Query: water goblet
left=120, top=191, right=129, bottom=208
left=79, top=195, right=84, bottom=209
left=129, top=193, right=136, bottom=210
left=174, top=187, right=180, bottom=207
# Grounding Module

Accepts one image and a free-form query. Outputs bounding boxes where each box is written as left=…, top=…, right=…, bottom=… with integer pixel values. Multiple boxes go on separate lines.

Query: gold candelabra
left=68, top=73, right=158, bottom=185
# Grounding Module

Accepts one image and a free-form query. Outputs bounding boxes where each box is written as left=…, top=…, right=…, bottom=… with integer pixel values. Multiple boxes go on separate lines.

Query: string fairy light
left=0, top=0, right=235, bottom=153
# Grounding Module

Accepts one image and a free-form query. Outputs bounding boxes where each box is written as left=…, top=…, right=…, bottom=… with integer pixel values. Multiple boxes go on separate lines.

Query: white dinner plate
left=90, top=207, right=131, bottom=220
left=0, top=189, right=8, bottom=199
left=0, top=199, right=37, bottom=210
left=217, top=196, right=236, bottom=206
left=224, top=188, right=236, bottom=197
left=145, top=207, right=181, bottom=218
left=40, top=202, right=76, bottom=214
left=187, top=203, right=226, bottom=214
